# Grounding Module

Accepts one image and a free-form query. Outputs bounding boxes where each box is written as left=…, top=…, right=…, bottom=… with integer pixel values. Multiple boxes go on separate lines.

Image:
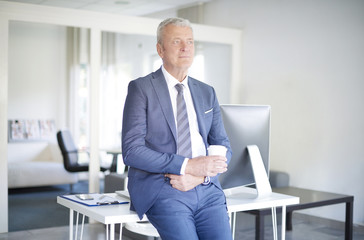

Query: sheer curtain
left=100, top=32, right=130, bottom=151
left=67, top=27, right=90, bottom=155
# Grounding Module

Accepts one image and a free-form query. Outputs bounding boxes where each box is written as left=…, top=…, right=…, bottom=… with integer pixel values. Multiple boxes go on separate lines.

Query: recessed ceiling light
left=115, top=1, right=130, bottom=4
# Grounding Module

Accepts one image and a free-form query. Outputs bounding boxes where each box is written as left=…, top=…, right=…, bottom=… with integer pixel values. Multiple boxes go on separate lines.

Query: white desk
left=224, top=186, right=299, bottom=240
left=57, top=193, right=144, bottom=240
left=57, top=187, right=299, bottom=240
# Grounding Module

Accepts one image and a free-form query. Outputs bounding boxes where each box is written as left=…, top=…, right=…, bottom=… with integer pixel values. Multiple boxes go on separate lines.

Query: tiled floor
left=0, top=224, right=108, bottom=240
left=1, top=212, right=364, bottom=240
left=234, top=212, right=364, bottom=240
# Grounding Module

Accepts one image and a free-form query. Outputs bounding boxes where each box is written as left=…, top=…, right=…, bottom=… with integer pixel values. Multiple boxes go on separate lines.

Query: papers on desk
left=115, top=190, right=130, bottom=200
left=60, top=193, right=128, bottom=207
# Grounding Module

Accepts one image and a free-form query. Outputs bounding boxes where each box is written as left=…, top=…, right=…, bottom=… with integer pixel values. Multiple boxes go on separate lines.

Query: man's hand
left=165, top=174, right=204, bottom=192
left=185, top=155, right=227, bottom=177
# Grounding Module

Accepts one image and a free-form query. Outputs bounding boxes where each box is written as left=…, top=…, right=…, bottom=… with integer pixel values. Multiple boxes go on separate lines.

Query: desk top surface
left=224, top=186, right=299, bottom=212
left=273, top=187, right=353, bottom=206
left=57, top=193, right=142, bottom=224
left=58, top=187, right=299, bottom=224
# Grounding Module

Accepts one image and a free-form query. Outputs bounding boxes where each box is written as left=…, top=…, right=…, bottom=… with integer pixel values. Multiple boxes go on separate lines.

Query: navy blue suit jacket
left=122, top=68, right=232, bottom=219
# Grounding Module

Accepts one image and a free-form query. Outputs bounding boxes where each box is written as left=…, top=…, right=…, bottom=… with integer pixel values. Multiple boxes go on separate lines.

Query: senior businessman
left=122, top=17, right=233, bottom=240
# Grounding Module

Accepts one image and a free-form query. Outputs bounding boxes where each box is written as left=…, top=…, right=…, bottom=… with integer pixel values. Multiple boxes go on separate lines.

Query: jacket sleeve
left=122, top=79, right=185, bottom=175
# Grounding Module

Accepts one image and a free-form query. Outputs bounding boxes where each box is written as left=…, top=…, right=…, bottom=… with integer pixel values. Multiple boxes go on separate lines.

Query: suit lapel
left=149, top=71, right=208, bottom=148
left=150, top=69, right=177, bottom=141
left=188, top=78, right=207, bottom=143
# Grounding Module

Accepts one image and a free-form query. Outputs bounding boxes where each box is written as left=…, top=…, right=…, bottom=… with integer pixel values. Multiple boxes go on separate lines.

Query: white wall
left=202, top=0, right=364, bottom=225
left=202, top=42, right=232, bottom=104
left=8, top=21, right=68, bottom=163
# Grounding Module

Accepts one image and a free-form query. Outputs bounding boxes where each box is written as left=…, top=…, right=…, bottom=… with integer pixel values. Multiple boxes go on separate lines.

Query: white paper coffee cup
left=207, top=145, right=227, bottom=156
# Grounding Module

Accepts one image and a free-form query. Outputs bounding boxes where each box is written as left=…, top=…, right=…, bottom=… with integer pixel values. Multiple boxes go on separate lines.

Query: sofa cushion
left=8, top=161, right=78, bottom=188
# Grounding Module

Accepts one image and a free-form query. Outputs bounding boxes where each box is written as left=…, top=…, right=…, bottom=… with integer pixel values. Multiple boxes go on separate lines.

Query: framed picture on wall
left=24, top=119, right=41, bottom=140
left=39, top=119, right=56, bottom=139
left=8, top=120, right=26, bottom=141
left=8, top=119, right=55, bottom=142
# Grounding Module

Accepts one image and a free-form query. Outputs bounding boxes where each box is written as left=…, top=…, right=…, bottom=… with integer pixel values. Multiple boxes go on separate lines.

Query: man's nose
left=180, top=42, right=189, bottom=51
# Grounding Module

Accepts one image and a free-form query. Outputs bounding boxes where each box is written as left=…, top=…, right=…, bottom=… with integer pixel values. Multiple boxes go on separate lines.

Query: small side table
left=247, top=187, right=354, bottom=240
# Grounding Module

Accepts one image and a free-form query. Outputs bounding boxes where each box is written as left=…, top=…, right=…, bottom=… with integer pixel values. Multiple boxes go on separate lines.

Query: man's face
left=157, top=24, right=194, bottom=72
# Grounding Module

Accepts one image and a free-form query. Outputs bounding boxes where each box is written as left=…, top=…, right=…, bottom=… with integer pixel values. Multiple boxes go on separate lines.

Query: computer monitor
left=219, top=105, right=271, bottom=190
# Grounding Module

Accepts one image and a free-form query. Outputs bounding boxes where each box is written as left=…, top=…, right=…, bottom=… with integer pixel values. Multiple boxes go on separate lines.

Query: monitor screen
left=219, top=105, right=271, bottom=189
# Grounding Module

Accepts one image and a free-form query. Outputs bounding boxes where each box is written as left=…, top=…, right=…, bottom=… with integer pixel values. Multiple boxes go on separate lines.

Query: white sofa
left=7, top=141, right=78, bottom=189
left=8, top=161, right=78, bottom=188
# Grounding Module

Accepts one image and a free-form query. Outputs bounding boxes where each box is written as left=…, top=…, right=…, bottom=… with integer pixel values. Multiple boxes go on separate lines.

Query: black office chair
left=57, top=130, right=109, bottom=173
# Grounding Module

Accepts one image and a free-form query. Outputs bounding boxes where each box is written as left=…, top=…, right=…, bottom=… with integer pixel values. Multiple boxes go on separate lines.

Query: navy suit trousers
left=146, top=182, right=233, bottom=240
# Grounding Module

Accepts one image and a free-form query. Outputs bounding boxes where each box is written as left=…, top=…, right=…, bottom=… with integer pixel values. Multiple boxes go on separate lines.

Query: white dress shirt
left=161, top=66, right=206, bottom=174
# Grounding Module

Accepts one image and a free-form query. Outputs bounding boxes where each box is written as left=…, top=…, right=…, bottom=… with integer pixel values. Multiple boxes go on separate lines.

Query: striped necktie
left=175, top=84, right=192, bottom=158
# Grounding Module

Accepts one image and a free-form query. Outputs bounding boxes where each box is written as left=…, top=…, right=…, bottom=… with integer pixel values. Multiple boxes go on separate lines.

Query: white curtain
left=67, top=27, right=90, bottom=150
left=100, top=32, right=128, bottom=150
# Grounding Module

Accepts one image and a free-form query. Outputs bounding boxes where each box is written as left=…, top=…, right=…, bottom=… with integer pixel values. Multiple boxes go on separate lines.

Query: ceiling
left=1, top=0, right=210, bottom=16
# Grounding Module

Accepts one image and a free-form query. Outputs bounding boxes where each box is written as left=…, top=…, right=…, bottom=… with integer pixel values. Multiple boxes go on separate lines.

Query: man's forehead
left=165, top=24, right=192, bottom=31
left=164, top=25, right=193, bottom=36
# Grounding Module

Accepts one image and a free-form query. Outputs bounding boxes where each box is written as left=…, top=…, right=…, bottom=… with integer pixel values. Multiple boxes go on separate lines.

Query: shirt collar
left=161, top=65, right=189, bottom=89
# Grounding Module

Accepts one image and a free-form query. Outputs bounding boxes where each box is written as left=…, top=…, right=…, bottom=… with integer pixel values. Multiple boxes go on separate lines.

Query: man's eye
left=173, top=40, right=180, bottom=44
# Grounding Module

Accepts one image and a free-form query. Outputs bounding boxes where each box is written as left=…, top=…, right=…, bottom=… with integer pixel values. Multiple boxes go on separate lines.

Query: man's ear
left=156, top=43, right=163, bottom=58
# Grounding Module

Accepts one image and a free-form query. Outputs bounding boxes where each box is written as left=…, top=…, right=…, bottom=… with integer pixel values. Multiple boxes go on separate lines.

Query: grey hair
left=157, top=18, right=192, bottom=45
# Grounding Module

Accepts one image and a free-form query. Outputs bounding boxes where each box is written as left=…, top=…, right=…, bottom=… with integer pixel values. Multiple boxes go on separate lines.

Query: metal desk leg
left=281, top=206, right=286, bottom=240
left=271, top=207, right=277, bottom=240
left=110, top=224, right=115, bottom=240
left=75, top=212, right=79, bottom=239
left=80, top=214, right=85, bottom=240
left=255, top=211, right=265, bottom=240
left=230, top=212, right=236, bottom=240
left=119, top=223, right=122, bottom=240
left=345, top=200, right=353, bottom=240
left=69, top=209, right=74, bottom=240
left=69, top=211, right=86, bottom=240
left=106, top=224, right=109, bottom=240
left=286, top=211, right=293, bottom=230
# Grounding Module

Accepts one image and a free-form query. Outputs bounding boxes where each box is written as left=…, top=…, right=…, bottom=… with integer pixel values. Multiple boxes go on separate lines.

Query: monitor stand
left=247, top=145, right=272, bottom=199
